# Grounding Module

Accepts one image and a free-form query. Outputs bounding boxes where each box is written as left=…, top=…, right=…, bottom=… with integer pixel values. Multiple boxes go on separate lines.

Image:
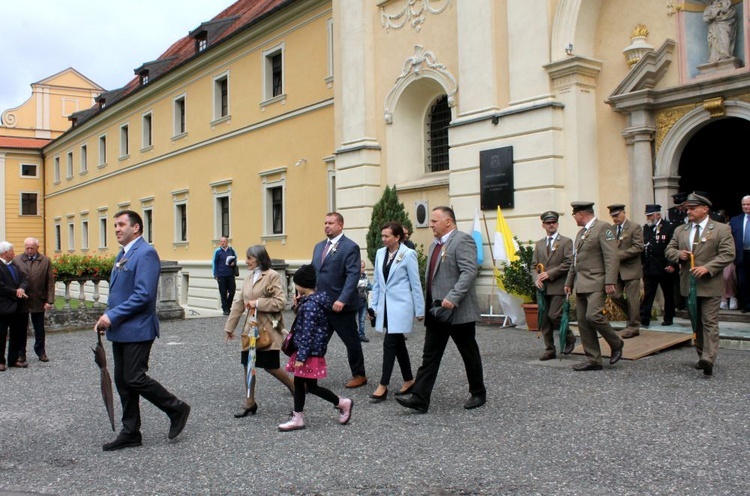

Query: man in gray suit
left=532, top=211, right=576, bottom=360
left=565, top=202, right=624, bottom=371
left=607, top=204, right=644, bottom=338
left=396, top=206, right=486, bottom=413
left=666, top=192, right=734, bottom=376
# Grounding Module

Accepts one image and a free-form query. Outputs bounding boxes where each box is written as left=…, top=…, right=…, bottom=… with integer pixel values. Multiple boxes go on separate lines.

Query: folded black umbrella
left=92, top=332, right=115, bottom=432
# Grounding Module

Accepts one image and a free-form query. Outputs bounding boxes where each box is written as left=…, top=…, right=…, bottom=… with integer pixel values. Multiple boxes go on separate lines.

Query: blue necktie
left=7, top=263, right=17, bottom=282
left=744, top=216, right=750, bottom=250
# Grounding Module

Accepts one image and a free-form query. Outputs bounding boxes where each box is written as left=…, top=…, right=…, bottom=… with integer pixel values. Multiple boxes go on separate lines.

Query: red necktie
left=426, top=241, right=442, bottom=297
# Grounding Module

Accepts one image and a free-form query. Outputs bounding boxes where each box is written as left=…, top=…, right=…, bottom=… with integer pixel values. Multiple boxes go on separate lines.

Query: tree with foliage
left=366, top=185, right=414, bottom=265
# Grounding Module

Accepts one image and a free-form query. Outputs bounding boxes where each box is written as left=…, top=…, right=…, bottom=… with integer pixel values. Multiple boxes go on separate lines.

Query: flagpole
left=480, top=212, right=509, bottom=325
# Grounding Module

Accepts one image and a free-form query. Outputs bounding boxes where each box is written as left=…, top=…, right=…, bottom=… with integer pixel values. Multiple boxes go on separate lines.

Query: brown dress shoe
left=39, top=355, right=49, bottom=363
left=13, top=360, right=28, bottom=368
left=0, top=364, right=6, bottom=371
left=539, top=351, right=556, bottom=361
left=345, top=375, right=368, bottom=388
left=620, top=329, right=640, bottom=339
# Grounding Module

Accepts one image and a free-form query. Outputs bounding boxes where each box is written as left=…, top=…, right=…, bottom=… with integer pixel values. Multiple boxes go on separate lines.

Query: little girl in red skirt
left=279, top=264, right=353, bottom=431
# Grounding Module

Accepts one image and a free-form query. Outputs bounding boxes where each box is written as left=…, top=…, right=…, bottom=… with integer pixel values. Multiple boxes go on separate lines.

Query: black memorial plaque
left=480, top=146, right=514, bottom=210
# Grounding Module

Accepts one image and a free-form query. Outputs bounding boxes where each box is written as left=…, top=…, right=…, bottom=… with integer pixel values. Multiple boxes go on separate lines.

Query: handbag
left=241, top=308, right=272, bottom=351
left=281, top=329, right=296, bottom=357
left=233, top=263, right=240, bottom=277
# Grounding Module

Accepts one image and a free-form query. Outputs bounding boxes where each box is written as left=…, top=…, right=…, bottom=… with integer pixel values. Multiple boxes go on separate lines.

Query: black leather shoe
left=103, top=434, right=142, bottom=452
left=369, top=388, right=388, bottom=402
left=573, top=362, right=603, bottom=371
left=395, top=394, right=428, bottom=414
left=609, top=344, right=624, bottom=365
left=661, top=320, right=673, bottom=326
left=694, top=361, right=703, bottom=370
left=563, top=338, right=576, bottom=355
left=360, top=336, right=370, bottom=342
left=463, top=394, right=486, bottom=410
left=234, top=403, right=258, bottom=418
left=698, top=359, right=713, bottom=376
left=168, top=403, right=191, bottom=440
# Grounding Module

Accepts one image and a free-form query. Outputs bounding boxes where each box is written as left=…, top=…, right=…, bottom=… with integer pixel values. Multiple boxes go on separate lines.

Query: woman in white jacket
left=369, top=222, right=425, bottom=402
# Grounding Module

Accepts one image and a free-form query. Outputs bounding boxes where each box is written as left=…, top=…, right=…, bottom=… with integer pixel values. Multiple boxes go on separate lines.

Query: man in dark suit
left=667, top=192, right=688, bottom=226
left=666, top=193, right=734, bottom=376
left=608, top=204, right=644, bottom=338
left=95, top=210, right=190, bottom=451
left=728, top=195, right=750, bottom=312
left=397, top=206, right=486, bottom=413
left=531, top=211, right=575, bottom=360
left=565, top=202, right=624, bottom=371
left=640, top=204, right=678, bottom=327
left=0, top=241, right=28, bottom=371
left=311, top=212, right=367, bottom=388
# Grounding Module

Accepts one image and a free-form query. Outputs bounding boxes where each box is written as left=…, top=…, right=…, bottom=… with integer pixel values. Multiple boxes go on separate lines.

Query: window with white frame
left=98, top=135, right=107, bottom=166
left=142, top=112, right=152, bottom=149
left=20, top=164, right=38, bottom=177
left=174, top=95, right=186, bottom=136
left=99, top=211, right=108, bottom=248
left=143, top=208, right=153, bottom=243
left=259, top=169, right=286, bottom=237
left=217, top=195, right=230, bottom=238
left=20, top=192, right=38, bottom=216
left=54, top=220, right=62, bottom=251
left=80, top=144, right=88, bottom=173
left=213, top=73, right=229, bottom=121
left=66, top=151, right=73, bottom=179
left=175, top=202, right=188, bottom=242
left=53, top=157, right=60, bottom=183
left=67, top=218, right=75, bottom=251
left=120, top=124, right=129, bottom=158
left=81, top=219, right=89, bottom=250
left=263, top=43, right=285, bottom=101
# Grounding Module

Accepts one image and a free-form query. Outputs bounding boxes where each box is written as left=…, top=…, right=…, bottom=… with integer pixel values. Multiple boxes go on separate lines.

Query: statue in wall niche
left=703, top=0, right=737, bottom=63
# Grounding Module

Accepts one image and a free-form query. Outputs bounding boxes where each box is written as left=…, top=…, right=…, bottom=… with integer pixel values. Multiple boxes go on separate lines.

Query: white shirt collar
left=438, top=228, right=455, bottom=245
left=327, top=233, right=344, bottom=245
left=122, top=236, right=140, bottom=255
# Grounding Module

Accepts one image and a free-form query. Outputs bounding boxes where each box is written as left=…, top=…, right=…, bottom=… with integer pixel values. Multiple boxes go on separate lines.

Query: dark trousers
left=379, top=333, right=413, bottom=386
left=30, top=312, right=46, bottom=357
left=641, top=273, right=676, bottom=324
left=217, top=275, right=236, bottom=313
left=326, top=311, right=366, bottom=377
left=411, top=321, right=485, bottom=407
left=293, top=377, right=339, bottom=413
left=112, top=340, right=184, bottom=436
left=737, top=252, right=750, bottom=311
left=1, top=312, right=27, bottom=365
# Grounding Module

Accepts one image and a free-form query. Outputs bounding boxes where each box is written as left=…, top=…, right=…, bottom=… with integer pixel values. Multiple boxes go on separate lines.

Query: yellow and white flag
left=492, top=206, right=525, bottom=325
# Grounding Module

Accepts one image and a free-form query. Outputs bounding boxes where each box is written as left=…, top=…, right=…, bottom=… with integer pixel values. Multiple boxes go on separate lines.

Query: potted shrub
left=498, top=238, right=539, bottom=330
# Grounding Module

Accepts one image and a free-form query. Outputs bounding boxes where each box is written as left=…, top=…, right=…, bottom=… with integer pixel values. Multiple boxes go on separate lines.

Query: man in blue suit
left=311, top=212, right=367, bottom=388
left=729, top=196, right=750, bottom=312
left=95, top=210, right=190, bottom=451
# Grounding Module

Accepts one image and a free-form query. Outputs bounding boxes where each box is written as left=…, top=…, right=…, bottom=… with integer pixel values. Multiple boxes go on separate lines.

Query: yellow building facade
left=0, top=68, right=103, bottom=246
left=42, top=0, right=334, bottom=312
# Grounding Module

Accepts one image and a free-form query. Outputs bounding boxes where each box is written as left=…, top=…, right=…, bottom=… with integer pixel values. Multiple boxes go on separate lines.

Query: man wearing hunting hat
left=564, top=202, right=624, bottom=371
left=607, top=204, right=644, bottom=338
left=532, top=211, right=576, bottom=360
left=665, top=192, right=734, bottom=376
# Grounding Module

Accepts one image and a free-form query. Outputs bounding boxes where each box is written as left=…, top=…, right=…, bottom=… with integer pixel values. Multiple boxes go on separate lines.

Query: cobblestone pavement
left=1, top=315, right=749, bottom=495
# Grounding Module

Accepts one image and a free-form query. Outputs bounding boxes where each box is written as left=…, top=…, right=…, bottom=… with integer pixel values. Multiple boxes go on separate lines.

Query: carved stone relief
left=380, top=0, right=452, bottom=32
left=384, top=45, right=457, bottom=124
left=654, top=104, right=698, bottom=152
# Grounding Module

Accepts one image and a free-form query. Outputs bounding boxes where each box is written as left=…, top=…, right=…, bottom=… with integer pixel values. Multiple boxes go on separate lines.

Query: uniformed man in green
left=564, top=202, right=624, bottom=370
left=531, top=211, right=576, bottom=360
left=607, top=204, right=644, bottom=338
left=665, top=192, right=734, bottom=376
